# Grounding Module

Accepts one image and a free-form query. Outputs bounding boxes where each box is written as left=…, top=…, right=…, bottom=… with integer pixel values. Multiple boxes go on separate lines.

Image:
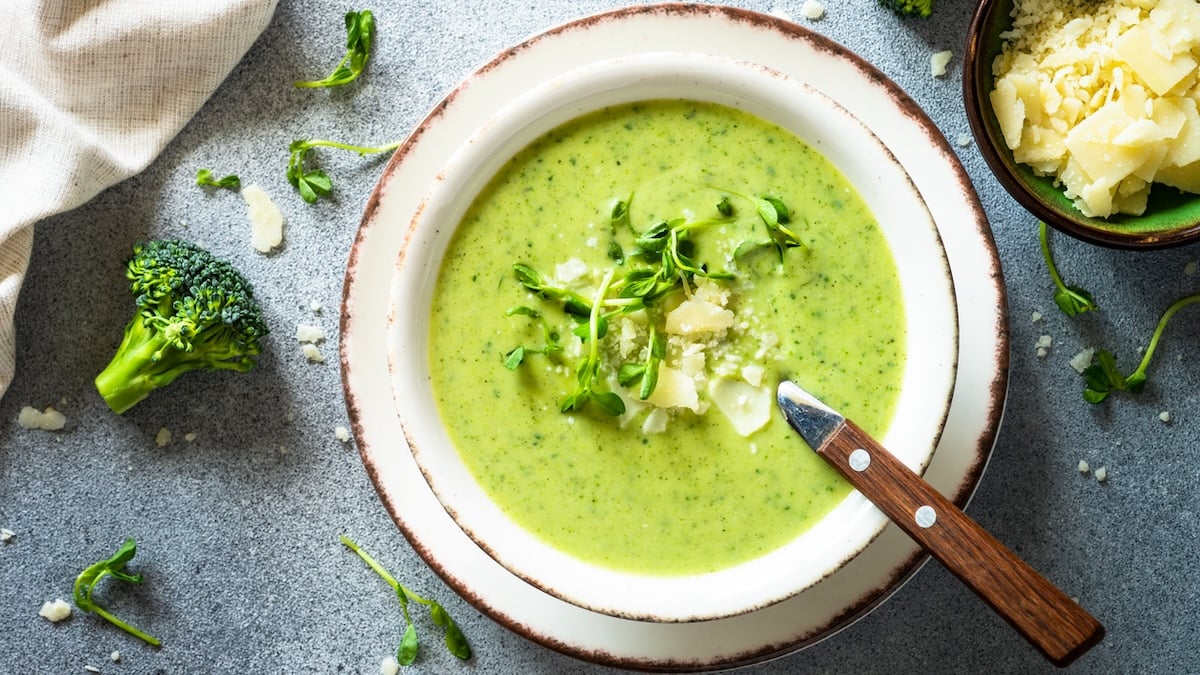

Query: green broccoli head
left=95, top=239, right=269, bottom=414
left=879, top=0, right=933, bottom=18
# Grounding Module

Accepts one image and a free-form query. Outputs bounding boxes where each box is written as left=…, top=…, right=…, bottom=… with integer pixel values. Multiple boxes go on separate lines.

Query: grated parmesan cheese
left=990, top=0, right=1200, bottom=217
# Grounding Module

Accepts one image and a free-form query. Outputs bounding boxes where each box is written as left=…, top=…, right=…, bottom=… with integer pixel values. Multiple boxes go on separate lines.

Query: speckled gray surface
left=3, top=1, right=1200, bottom=673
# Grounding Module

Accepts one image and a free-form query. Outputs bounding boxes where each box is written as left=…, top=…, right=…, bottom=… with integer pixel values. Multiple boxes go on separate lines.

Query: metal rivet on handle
left=915, top=505, right=937, bottom=528
left=848, top=449, right=871, bottom=472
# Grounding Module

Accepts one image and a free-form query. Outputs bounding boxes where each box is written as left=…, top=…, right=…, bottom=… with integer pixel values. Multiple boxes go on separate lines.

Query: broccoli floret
left=879, top=0, right=933, bottom=18
left=94, top=239, right=268, bottom=414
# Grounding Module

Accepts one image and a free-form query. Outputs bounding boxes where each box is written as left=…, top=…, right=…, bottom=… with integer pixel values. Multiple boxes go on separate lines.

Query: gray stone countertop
left=3, top=1, right=1199, bottom=673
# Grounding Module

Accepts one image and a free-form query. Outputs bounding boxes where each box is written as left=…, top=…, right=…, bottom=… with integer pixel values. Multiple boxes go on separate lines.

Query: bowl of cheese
left=964, top=0, right=1200, bottom=249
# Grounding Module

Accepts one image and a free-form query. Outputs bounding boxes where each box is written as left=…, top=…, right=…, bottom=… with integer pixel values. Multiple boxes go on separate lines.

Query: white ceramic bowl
left=387, top=51, right=958, bottom=623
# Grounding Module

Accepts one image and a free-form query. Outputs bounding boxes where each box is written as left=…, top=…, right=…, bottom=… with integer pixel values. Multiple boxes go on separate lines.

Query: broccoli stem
left=95, top=318, right=173, bottom=414
left=95, top=315, right=252, bottom=414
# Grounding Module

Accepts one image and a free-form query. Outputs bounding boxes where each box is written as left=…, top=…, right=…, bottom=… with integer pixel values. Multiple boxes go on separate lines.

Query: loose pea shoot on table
left=340, top=536, right=471, bottom=665
left=1038, top=221, right=1199, bottom=403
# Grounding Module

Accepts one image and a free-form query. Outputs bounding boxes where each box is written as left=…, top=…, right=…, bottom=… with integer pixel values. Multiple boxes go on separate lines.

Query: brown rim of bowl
left=963, top=0, right=1200, bottom=250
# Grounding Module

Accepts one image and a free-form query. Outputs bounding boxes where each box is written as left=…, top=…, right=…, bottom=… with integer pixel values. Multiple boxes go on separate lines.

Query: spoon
left=776, top=380, right=1104, bottom=668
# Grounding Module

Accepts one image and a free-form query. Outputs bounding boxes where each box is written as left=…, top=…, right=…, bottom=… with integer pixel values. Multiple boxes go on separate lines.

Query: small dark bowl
left=963, top=0, right=1200, bottom=249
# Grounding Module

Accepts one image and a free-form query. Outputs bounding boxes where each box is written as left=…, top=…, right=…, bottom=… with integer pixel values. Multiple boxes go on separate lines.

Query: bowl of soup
left=386, top=51, right=958, bottom=622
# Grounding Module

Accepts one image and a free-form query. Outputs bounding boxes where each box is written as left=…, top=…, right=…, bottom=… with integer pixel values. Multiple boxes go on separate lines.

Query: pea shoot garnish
left=1082, top=294, right=1200, bottom=403
left=1039, top=221, right=1097, bottom=316
left=195, top=168, right=240, bottom=190
left=504, top=193, right=803, bottom=415
left=340, top=535, right=471, bottom=665
left=73, top=538, right=160, bottom=646
left=287, top=138, right=400, bottom=203
left=295, top=10, right=376, bottom=89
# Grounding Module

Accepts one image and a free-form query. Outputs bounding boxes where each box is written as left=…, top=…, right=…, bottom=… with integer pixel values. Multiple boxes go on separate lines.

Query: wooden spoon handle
left=821, top=419, right=1104, bottom=667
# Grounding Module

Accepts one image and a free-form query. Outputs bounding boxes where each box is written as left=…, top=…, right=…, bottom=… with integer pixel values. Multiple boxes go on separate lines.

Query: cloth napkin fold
left=0, top=0, right=278, bottom=401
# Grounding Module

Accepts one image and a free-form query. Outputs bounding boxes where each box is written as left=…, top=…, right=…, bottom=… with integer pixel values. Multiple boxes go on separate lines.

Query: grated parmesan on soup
left=990, top=0, right=1200, bottom=218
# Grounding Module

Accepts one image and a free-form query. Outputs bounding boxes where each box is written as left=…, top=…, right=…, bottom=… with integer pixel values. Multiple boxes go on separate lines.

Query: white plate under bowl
left=341, top=4, right=1008, bottom=670
left=385, top=49, right=958, bottom=624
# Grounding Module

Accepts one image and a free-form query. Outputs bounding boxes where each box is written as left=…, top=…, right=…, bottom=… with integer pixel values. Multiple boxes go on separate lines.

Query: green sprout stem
left=287, top=139, right=400, bottom=203
left=295, top=10, right=375, bottom=89
left=73, top=538, right=160, bottom=646
left=1130, top=293, right=1200, bottom=381
left=339, top=535, right=470, bottom=664
left=1039, top=221, right=1097, bottom=316
left=1083, top=293, right=1200, bottom=402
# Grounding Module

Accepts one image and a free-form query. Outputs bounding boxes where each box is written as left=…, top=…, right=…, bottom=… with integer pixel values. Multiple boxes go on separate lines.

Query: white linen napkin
left=0, top=0, right=278, bottom=400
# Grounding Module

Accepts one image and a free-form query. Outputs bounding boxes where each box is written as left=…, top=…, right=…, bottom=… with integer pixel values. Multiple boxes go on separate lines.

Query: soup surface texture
left=429, top=100, right=905, bottom=575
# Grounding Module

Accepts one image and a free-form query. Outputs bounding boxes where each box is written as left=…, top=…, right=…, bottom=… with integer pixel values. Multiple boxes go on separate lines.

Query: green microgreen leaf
left=195, top=168, right=241, bottom=190
left=716, top=195, right=734, bottom=217
left=73, top=538, right=160, bottom=646
left=503, top=346, right=525, bottom=370
left=1080, top=293, right=1200, bottom=403
left=295, top=10, right=376, bottom=88
left=339, top=535, right=471, bottom=664
left=618, top=363, right=646, bottom=387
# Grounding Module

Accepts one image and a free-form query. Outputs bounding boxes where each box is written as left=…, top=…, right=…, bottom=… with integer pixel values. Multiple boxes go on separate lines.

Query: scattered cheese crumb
left=956, top=133, right=974, bottom=147
left=1035, top=334, right=1053, bottom=358
left=335, top=426, right=351, bottom=442
left=154, top=427, right=171, bottom=447
left=1069, top=347, right=1096, bottom=374
left=931, top=50, right=954, bottom=77
left=310, top=300, right=323, bottom=313
left=184, top=432, right=197, bottom=442
left=1078, top=460, right=1090, bottom=474
left=39, top=599, right=71, bottom=622
left=741, top=364, right=765, bottom=388
left=17, top=406, right=66, bottom=431
left=554, top=258, right=589, bottom=285
left=1095, top=466, right=1108, bottom=482
left=768, top=6, right=794, bottom=22
left=242, top=184, right=284, bottom=253
left=1031, top=311, right=1043, bottom=323
left=296, top=324, right=325, bottom=344
left=84, top=666, right=101, bottom=674
left=301, top=343, right=325, bottom=363
left=798, top=0, right=825, bottom=20
left=1159, top=411, right=1172, bottom=423
left=111, top=651, right=121, bottom=663
left=641, top=408, right=669, bottom=435
left=1, top=528, right=14, bottom=542
left=380, top=656, right=400, bottom=675
left=1185, top=261, right=1199, bottom=276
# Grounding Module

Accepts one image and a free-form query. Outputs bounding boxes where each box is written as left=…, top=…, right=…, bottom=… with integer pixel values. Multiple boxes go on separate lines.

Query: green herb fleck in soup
left=429, top=100, right=904, bottom=575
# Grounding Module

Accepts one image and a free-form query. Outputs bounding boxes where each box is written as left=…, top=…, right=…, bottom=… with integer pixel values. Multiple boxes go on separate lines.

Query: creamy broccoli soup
left=429, top=100, right=904, bottom=575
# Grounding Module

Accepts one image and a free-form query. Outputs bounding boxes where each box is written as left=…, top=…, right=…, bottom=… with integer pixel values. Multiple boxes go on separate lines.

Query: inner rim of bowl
left=388, top=51, right=958, bottom=622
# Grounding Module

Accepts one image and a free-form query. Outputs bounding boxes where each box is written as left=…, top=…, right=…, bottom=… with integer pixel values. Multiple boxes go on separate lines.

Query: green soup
left=429, top=100, right=904, bottom=575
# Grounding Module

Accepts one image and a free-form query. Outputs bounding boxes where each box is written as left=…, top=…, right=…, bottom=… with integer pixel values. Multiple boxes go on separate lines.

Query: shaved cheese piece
left=641, top=408, right=669, bottom=434
left=243, top=184, right=283, bottom=253
left=709, top=379, right=771, bottom=437
left=643, top=366, right=699, bottom=411
left=665, top=297, right=734, bottom=335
